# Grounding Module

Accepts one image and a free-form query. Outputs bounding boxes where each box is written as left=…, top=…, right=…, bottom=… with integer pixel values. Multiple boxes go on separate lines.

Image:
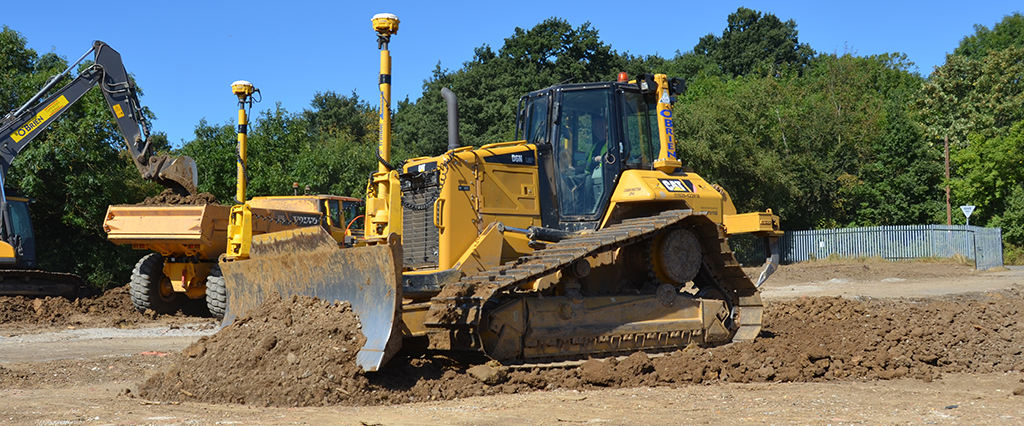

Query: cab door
left=551, top=88, right=616, bottom=223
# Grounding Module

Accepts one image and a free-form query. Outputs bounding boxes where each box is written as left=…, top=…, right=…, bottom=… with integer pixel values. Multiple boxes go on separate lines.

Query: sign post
left=959, top=205, right=977, bottom=266
left=960, top=205, right=976, bottom=227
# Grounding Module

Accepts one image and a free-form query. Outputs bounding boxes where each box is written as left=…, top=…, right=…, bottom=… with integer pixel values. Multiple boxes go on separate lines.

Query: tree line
left=2, top=7, right=1022, bottom=288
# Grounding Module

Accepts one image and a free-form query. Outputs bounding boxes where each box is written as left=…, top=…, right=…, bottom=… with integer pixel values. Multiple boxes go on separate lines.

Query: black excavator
left=0, top=40, right=198, bottom=298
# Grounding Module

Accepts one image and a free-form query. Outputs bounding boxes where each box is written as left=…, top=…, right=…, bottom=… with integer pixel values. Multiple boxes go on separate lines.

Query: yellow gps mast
left=231, top=80, right=256, bottom=203
left=373, top=13, right=399, bottom=173
left=365, top=13, right=403, bottom=241
left=226, top=80, right=258, bottom=259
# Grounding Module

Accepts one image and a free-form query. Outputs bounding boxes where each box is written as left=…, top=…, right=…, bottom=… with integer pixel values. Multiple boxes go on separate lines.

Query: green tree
left=830, top=54, right=942, bottom=226
left=949, top=122, right=1024, bottom=243
left=675, top=53, right=936, bottom=230
left=393, top=18, right=634, bottom=161
left=953, top=12, right=1024, bottom=59
left=304, top=91, right=377, bottom=143
left=1, top=26, right=41, bottom=111
left=918, top=17, right=1024, bottom=249
left=693, top=7, right=814, bottom=77
left=917, top=46, right=1024, bottom=147
left=181, top=93, right=379, bottom=200
left=179, top=119, right=238, bottom=202
left=660, top=51, right=721, bottom=82
left=994, top=186, right=1024, bottom=246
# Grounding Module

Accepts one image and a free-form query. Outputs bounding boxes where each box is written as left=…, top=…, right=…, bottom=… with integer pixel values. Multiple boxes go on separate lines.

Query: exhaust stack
left=441, top=87, right=460, bottom=151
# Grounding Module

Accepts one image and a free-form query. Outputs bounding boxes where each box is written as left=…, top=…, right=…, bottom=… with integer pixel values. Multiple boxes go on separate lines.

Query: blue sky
left=5, top=1, right=1020, bottom=147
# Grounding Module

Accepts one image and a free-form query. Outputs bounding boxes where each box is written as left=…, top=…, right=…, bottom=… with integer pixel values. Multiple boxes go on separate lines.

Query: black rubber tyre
left=129, top=253, right=184, bottom=314
left=205, top=265, right=227, bottom=319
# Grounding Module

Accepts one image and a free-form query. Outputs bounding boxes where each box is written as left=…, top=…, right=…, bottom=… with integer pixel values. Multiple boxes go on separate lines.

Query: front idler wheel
left=650, top=228, right=702, bottom=286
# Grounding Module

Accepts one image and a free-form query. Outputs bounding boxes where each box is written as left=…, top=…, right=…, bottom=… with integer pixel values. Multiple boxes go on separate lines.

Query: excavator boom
left=0, top=40, right=198, bottom=298
left=0, top=41, right=198, bottom=195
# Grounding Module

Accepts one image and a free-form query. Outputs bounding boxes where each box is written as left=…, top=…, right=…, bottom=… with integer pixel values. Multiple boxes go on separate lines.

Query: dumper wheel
left=205, top=265, right=227, bottom=319
left=129, top=253, right=183, bottom=314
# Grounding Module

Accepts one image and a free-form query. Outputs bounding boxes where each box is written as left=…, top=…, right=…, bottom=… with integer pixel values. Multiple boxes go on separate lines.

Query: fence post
left=971, top=229, right=978, bottom=270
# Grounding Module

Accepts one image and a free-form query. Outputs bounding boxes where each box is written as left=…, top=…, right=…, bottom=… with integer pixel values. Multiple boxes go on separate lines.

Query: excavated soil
left=140, top=188, right=219, bottom=205
left=0, top=284, right=212, bottom=334
left=135, top=270, right=1024, bottom=407
left=139, top=295, right=369, bottom=406
left=0, top=285, right=145, bottom=330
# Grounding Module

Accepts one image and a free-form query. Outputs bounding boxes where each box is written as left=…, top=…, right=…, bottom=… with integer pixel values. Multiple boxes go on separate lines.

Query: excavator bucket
left=147, top=154, right=199, bottom=196
left=219, top=227, right=403, bottom=372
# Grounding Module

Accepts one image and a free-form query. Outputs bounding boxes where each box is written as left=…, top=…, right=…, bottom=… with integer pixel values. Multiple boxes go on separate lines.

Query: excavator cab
left=0, top=196, right=36, bottom=268
left=0, top=194, right=83, bottom=298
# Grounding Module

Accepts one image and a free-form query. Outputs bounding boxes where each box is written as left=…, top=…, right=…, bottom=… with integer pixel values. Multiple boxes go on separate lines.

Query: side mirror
left=669, top=78, right=686, bottom=96
left=636, top=74, right=658, bottom=94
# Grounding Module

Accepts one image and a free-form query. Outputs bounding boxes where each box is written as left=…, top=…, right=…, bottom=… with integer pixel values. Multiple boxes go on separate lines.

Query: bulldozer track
left=423, top=209, right=762, bottom=362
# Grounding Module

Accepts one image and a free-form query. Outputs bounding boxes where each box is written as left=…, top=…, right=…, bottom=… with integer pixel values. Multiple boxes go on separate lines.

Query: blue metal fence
left=732, top=225, right=1004, bottom=270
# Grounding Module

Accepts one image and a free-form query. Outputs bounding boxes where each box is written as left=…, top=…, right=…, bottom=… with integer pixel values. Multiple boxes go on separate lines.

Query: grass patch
left=1005, top=242, right=1024, bottom=266
left=913, top=254, right=976, bottom=267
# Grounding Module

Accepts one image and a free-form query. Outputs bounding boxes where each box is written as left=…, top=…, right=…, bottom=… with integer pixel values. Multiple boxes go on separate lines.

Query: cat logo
left=658, top=179, right=694, bottom=193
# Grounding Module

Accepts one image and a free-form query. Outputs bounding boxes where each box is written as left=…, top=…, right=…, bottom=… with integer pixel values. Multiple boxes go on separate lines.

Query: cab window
left=343, top=200, right=364, bottom=230
left=621, top=90, right=657, bottom=169
left=326, top=200, right=342, bottom=227
left=523, top=94, right=550, bottom=145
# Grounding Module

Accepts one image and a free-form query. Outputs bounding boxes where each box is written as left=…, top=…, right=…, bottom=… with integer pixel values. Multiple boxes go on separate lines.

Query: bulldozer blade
left=220, top=227, right=403, bottom=372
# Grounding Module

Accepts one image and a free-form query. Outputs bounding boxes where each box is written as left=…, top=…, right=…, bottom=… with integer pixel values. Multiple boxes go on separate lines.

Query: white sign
left=960, top=205, right=976, bottom=218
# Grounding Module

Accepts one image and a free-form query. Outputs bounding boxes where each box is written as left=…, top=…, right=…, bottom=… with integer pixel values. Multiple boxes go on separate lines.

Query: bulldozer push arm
left=0, top=41, right=198, bottom=195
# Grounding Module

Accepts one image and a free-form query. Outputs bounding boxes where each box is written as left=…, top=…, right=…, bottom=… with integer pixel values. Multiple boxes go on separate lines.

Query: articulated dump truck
left=219, top=13, right=783, bottom=372
left=104, top=194, right=363, bottom=318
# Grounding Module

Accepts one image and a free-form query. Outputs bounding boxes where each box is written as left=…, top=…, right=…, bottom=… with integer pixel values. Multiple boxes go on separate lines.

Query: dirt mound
left=749, top=258, right=980, bottom=286
left=137, top=286, right=1024, bottom=407
left=139, top=294, right=368, bottom=406
left=140, top=188, right=219, bottom=206
left=0, top=285, right=145, bottom=328
left=652, top=291, right=1024, bottom=385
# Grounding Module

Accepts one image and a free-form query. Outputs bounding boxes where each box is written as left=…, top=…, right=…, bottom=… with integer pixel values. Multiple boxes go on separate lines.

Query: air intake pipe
left=441, top=87, right=460, bottom=151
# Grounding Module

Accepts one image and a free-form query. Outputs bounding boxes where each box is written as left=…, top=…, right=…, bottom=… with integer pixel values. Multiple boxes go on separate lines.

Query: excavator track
left=0, top=269, right=86, bottom=299
left=423, top=209, right=762, bottom=364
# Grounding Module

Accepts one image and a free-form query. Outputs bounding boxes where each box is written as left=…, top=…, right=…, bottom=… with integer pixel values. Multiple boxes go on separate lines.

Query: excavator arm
left=0, top=40, right=197, bottom=195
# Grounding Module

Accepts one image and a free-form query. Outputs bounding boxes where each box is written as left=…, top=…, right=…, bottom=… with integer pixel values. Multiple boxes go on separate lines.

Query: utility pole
left=945, top=134, right=951, bottom=225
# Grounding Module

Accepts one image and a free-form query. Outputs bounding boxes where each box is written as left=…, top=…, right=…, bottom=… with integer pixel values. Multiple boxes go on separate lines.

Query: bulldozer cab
left=519, top=83, right=661, bottom=225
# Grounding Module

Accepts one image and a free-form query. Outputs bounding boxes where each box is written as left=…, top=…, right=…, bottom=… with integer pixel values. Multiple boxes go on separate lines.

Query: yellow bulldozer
left=219, top=13, right=782, bottom=371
